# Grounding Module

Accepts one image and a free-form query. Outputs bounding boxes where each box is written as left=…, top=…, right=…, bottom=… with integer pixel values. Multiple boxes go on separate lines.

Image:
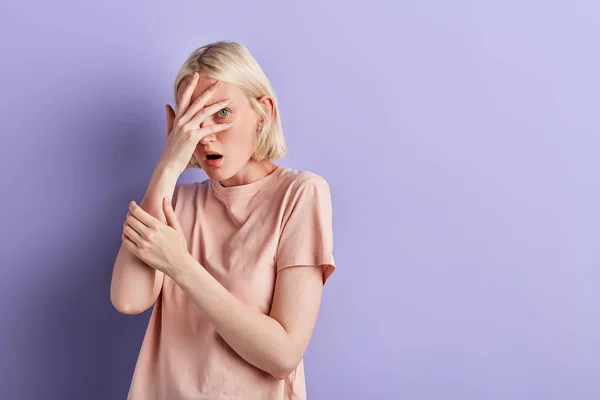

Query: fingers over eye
left=187, top=99, right=232, bottom=127
left=180, top=81, right=222, bottom=126
left=176, top=73, right=200, bottom=117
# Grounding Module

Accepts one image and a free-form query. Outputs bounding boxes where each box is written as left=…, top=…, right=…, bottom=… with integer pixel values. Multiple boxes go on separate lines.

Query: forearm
left=139, top=163, right=180, bottom=223
left=172, top=255, right=296, bottom=379
left=110, top=165, right=180, bottom=314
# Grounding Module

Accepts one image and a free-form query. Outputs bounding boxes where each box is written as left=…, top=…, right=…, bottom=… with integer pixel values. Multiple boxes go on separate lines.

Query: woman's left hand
left=122, top=197, right=190, bottom=277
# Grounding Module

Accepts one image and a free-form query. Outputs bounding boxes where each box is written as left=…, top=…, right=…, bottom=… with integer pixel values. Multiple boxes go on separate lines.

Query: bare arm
left=110, top=165, right=179, bottom=315
left=110, top=73, right=234, bottom=314
left=172, top=255, right=325, bottom=379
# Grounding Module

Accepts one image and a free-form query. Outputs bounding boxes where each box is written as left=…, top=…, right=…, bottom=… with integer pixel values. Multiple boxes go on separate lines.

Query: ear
left=257, top=95, right=275, bottom=123
left=165, top=104, right=175, bottom=138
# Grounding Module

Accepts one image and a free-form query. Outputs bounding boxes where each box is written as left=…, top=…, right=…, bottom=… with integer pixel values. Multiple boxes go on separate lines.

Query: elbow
left=110, top=293, right=149, bottom=315
left=269, top=366, right=295, bottom=381
left=268, top=353, right=302, bottom=380
left=113, top=302, right=146, bottom=315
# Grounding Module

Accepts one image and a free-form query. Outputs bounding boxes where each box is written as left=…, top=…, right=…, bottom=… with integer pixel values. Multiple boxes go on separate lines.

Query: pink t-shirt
left=127, top=166, right=335, bottom=400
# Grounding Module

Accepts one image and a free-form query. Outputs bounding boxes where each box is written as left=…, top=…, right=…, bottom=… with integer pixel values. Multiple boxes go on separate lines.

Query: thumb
left=165, top=104, right=175, bottom=138
left=163, top=197, right=182, bottom=231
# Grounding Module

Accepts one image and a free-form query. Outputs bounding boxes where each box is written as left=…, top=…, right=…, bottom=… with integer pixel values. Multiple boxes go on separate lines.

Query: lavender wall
left=1, top=1, right=598, bottom=399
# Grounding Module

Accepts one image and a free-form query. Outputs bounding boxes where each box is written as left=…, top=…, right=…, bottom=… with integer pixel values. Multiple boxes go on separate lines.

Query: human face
left=176, top=74, right=274, bottom=186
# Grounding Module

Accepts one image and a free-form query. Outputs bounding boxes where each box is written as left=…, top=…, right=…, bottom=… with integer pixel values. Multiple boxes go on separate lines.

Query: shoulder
left=276, top=167, right=331, bottom=196
left=272, top=168, right=333, bottom=215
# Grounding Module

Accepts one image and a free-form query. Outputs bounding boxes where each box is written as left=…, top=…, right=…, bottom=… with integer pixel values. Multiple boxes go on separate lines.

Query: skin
left=119, top=72, right=326, bottom=379
left=171, top=73, right=279, bottom=186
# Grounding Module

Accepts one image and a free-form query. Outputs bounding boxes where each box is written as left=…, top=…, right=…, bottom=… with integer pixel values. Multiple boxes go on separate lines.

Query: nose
left=199, top=118, right=216, bottom=144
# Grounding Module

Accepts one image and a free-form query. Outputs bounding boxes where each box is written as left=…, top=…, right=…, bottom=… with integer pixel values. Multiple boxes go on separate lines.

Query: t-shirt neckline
left=210, top=165, right=284, bottom=196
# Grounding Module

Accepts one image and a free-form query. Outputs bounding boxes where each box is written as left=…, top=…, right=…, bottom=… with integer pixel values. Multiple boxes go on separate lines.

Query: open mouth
left=204, top=152, right=224, bottom=167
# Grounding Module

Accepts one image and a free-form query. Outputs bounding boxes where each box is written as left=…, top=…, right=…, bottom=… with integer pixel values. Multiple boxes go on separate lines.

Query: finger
left=179, top=80, right=222, bottom=126
left=122, top=211, right=131, bottom=230
left=128, top=201, right=158, bottom=228
left=125, top=212, right=148, bottom=236
left=163, top=197, right=182, bottom=231
left=175, top=72, right=199, bottom=119
left=194, top=123, right=233, bottom=141
left=165, top=104, right=175, bottom=136
left=123, top=225, right=142, bottom=246
left=122, top=233, right=138, bottom=251
left=186, top=99, right=232, bottom=129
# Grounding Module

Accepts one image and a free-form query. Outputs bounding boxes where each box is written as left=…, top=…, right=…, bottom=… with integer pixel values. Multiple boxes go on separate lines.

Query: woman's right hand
left=159, top=72, right=232, bottom=175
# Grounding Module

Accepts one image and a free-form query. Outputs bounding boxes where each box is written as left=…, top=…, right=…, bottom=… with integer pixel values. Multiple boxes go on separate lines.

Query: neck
left=219, top=160, right=278, bottom=187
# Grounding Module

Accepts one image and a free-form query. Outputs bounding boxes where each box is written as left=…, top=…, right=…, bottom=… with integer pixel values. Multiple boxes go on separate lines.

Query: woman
left=110, top=41, right=336, bottom=400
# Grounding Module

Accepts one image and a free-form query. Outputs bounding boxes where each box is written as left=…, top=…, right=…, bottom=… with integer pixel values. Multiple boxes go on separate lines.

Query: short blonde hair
left=173, top=41, right=286, bottom=168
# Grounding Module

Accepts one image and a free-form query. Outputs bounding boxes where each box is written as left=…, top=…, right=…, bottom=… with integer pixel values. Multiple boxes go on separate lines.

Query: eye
left=216, top=108, right=230, bottom=118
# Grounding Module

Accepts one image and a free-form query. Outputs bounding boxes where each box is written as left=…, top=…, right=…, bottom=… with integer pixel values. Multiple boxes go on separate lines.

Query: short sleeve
left=276, top=175, right=336, bottom=284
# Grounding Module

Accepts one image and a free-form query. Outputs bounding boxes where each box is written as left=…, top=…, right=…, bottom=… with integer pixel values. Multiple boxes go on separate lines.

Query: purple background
left=1, top=1, right=599, bottom=399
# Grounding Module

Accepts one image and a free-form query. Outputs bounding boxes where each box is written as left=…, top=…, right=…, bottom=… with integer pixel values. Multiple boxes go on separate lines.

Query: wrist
left=171, top=252, right=199, bottom=284
left=154, top=162, right=181, bottom=181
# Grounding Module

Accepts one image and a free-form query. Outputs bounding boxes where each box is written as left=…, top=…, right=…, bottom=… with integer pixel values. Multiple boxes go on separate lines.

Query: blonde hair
left=173, top=41, right=286, bottom=168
